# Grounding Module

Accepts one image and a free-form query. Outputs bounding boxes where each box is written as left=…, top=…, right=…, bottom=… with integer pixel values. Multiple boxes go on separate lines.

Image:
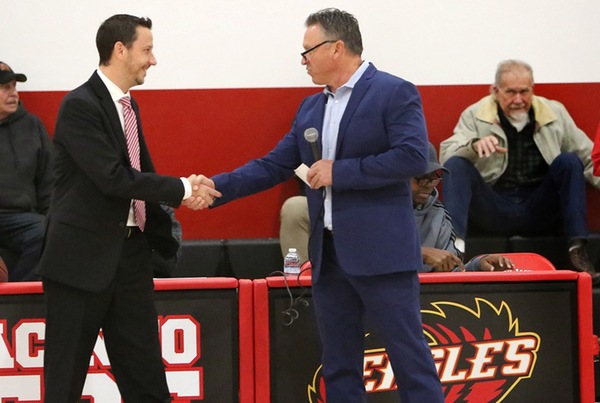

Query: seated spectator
left=416, top=143, right=513, bottom=272
left=440, top=59, right=599, bottom=281
left=279, top=176, right=309, bottom=263
left=279, top=195, right=309, bottom=264
left=0, top=61, right=54, bottom=281
left=279, top=142, right=514, bottom=272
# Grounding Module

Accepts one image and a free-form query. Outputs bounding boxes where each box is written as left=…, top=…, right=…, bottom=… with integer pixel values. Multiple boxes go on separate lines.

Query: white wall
left=3, top=0, right=600, bottom=91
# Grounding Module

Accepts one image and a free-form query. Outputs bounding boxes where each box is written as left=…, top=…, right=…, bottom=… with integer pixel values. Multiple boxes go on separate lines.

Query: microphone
left=304, top=127, right=321, bottom=161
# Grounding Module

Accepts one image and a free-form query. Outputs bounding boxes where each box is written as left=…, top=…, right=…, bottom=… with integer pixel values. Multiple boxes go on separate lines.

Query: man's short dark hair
left=96, top=14, right=152, bottom=66
left=305, top=8, right=363, bottom=56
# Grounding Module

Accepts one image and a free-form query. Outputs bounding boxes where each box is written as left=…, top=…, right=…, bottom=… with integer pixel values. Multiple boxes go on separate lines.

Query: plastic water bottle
left=283, top=248, right=301, bottom=276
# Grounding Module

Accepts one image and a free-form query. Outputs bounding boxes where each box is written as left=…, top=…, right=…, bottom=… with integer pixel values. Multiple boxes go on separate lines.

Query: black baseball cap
left=0, top=62, right=27, bottom=84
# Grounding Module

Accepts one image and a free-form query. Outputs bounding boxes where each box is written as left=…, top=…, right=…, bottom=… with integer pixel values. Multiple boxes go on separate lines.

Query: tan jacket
left=439, top=94, right=600, bottom=189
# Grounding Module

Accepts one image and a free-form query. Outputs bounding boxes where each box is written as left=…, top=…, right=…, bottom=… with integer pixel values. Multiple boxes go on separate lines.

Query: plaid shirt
left=494, top=106, right=548, bottom=189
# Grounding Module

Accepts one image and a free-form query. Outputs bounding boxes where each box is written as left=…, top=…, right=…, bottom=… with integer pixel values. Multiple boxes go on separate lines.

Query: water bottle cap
left=288, top=248, right=297, bottom=253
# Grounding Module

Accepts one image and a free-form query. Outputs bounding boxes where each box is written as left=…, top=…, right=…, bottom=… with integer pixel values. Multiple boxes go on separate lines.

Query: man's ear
left=332, top=40, right=344, bottom=59
left=491, top=84, right=499, bottom=98
left=113, top=41, right=127, bottom=61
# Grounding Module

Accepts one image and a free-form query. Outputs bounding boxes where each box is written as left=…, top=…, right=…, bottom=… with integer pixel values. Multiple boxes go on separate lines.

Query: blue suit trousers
left=312, top=232, right=444, bottom=402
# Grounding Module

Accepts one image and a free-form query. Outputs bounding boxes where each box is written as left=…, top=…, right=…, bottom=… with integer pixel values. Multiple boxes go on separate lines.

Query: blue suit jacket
left=212, top=63, right=429, bottom=279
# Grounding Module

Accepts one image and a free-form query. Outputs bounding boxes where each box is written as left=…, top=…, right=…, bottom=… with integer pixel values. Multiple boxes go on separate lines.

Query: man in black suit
left=38, top=14, right=220, bottom=402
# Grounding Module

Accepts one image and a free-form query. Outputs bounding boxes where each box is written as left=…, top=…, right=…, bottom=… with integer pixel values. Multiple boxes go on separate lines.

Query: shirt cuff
left=181, top=177, right=192, bottom=200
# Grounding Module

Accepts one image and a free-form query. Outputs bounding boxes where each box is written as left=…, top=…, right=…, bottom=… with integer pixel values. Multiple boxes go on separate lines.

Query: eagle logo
left=308, top=298, right=540, bottom=402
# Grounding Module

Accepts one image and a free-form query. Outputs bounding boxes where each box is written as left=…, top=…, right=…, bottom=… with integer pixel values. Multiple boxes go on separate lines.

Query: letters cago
left=0, top=298, right=541, bottom=401
left=0, top=316, right=204, bottom=400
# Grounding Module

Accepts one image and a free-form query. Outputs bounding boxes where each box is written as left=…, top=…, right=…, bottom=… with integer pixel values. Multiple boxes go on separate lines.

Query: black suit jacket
left=39, top=72, right=183, bottom=291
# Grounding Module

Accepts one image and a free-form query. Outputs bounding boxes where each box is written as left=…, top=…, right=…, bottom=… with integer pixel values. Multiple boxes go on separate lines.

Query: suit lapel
left=336, top=64, right=376, bottom=156
left=89, top=72, right=131, bottom=164
left=315, top=92, right=329, bottom=152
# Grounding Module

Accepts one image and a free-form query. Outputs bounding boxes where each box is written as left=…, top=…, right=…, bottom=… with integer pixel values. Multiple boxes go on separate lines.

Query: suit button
left=118, top=222, right=127, bottom=228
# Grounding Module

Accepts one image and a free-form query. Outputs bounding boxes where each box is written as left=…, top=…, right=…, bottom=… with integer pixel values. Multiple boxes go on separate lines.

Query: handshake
left=182, top=174, right=222, bottom=210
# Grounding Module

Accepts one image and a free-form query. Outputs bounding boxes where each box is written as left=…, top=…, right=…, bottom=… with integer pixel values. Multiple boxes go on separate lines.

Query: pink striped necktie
left=119, top=96, right=146, bottom=231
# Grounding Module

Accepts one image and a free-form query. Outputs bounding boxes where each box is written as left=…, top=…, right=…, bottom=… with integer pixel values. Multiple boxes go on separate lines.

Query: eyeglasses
left=301, top=40, right=337, bottom=61
left=414, top=174, right=442, bottom=187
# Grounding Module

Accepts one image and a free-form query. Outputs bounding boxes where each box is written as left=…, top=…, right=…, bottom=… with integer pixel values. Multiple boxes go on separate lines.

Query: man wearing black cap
left=414, top=143, right=514, bottom=272
left=0, top=61, right=54, bottom=281
left=279, top=142, right=515, bottom=273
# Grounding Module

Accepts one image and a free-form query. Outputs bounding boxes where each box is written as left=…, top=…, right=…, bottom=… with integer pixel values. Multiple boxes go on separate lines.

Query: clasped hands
left=182, top=174, right=222, bottom=210
left=422, top=247, right=465, bottom=272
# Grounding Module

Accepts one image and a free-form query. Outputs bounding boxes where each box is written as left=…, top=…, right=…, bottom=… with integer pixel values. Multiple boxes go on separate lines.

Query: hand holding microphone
left=303, top=128, right=332, bottom=189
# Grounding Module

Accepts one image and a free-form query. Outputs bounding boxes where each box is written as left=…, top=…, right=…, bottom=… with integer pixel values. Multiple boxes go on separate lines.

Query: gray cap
left=426, top=142, right=449, bottom=174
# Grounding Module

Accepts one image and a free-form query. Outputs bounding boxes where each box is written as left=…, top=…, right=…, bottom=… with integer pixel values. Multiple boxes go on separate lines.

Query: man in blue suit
left=210, top=8, right=443, bottom=402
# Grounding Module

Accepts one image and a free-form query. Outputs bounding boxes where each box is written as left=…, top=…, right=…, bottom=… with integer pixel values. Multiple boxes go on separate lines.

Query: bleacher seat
left=0, top=248, right=18, bottom=280
left=172, top=239, right=227, bottom=277
left=499, top=252, right=556, bottom=271
left=225, top=238, right=283, bottom=279
left=464, top=233, right=600, bottom=271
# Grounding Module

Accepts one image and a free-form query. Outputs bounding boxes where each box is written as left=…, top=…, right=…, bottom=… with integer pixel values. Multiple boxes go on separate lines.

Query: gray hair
left=305, top=8, right=363, bottom=56
left=494, top=59, right=534, bottom=87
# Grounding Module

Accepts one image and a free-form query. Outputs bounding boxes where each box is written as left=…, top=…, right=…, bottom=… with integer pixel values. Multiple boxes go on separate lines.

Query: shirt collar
left=323, top=60, right=369, bottom=97
left=97, top=69, right=130, bottom=102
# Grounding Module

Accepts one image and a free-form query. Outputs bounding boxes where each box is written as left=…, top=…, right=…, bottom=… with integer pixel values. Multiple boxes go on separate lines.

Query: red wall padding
left=19, top=83, right=600, bottom=239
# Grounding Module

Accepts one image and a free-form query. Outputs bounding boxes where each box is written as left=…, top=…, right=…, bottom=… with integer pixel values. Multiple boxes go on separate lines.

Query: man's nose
left=513, top=93, right=523, bottom=104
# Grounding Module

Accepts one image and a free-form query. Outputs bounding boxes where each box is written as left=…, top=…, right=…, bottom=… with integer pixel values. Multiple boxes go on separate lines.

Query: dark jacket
left=0, top=103, right=54, bottom=214
left=39, top=72, right=183, bottom=291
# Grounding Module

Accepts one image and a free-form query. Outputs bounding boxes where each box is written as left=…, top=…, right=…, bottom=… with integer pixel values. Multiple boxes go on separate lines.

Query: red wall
left=20, top=83, right=600, bottom=239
